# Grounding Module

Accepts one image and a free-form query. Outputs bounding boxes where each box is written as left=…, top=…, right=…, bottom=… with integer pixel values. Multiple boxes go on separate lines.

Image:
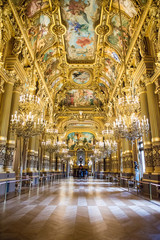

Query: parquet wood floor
left=0, top=178, right=160, bottom=240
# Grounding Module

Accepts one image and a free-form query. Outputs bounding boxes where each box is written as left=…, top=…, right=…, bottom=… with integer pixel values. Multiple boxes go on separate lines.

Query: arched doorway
left=77, top=149, right=85, bottom=166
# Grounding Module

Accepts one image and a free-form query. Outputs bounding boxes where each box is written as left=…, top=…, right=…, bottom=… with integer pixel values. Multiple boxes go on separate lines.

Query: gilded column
left=51, top=152, right=56, bottom=172
left=121, top=138, right=126, bottom=173
left=146, top=81, right=160, bottom=173
left=111, top=152, right=118, bottom=173
left=5, top=82, right=20, bottom=172
left=95, top=160, right=98, bottom=172
left=57, top=157, right=62, bottom=172
left=105, top=156, right=110, bottom=172
left=42, top=150, right=50, bottom=172
left=0, top=81, right=14, bottom=172
left=27, top=136, right=36, bottom=173
left=100, top=158, right=104, bottom=172
left=34, top=135, right=39, bottom=172
left=124, top=139, right=133, bottom=175
left=139, top=86, right=153, bottom=172
left=122, top=139, right=133, bottom=176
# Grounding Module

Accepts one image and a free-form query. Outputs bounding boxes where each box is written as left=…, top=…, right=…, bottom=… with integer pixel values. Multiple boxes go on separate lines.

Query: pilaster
left=0, top=81, right=14, bottom=172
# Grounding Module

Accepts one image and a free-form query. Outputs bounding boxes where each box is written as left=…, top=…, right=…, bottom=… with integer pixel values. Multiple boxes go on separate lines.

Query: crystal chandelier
left=113, top=113, right=149, bottom=141
left=45, top=119, right=58, bottom=135
left=19, top=85, right=42, bottom=116
left=10, top=111, right=45, bottom=138
left=117, top=88, right=140, bottom=116
left=57, top=140, right=66, bottom=149
left=42, top=139, right=58, bottom=153
left=97, top=139, right=117, bottom=157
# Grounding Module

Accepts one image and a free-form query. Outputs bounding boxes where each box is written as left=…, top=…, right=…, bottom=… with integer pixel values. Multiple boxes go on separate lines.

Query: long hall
left=0, top=178, right=160, bottom=240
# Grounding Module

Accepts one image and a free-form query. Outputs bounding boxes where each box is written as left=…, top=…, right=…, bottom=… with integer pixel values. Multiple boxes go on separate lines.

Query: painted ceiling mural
left=28, top=14, right=54, bottom=55
left=71, top=70, right=90, bottom=85
left=104, top=46, right=121, bottom=63
left=112, top=0, right=137, bottom=18
left=26, top=0, right=50, bottom=18
left=107, top=13, right=130, bottom=54
left=102, top=57, right=118, bottom=83
left=60, top=89, right=103, bottom=108
left=67, top=132, right=95, bottom=150
left=61, top=0, right=100, bottom=62
left=10, top=0, right=149, bottom=144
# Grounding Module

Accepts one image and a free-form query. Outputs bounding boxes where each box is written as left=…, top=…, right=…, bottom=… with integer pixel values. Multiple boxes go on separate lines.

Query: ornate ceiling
left=2, top=0, right=159, bottom=150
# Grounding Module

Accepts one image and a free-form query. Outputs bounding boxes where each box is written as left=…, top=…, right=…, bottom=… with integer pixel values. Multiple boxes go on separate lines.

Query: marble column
left=5, top=83, right=20, bottom=172
left=146, top=82, right=160, bottom=173
left=139, top=88, right=153, bottom=173
left=0, top=81, right=14, bottom=172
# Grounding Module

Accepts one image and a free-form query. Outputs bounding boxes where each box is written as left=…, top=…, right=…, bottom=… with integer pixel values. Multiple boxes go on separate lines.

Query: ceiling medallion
left=52, top=24, right=66, bottom=35
left=96, top=24, right=110, bottom=36
left=70, top=69, right=91, bottom=85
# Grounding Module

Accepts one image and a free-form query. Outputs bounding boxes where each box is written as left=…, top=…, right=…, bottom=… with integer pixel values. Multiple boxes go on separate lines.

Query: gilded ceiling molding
left=8, top=0, right=53, bottom=104
left=132, top=59, right=146, bottom=85
left=110, top=0, right=153, bottom=101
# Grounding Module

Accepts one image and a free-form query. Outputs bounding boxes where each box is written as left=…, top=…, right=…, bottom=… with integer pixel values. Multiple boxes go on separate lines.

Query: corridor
left=0, top=179, right=160, bottom=240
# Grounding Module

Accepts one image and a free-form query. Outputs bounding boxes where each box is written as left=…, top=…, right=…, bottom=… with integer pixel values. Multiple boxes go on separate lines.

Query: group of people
left=79, top=169, right=88, bottom=179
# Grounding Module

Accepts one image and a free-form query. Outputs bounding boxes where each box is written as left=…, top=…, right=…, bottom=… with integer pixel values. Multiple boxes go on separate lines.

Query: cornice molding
left=5, top=55, right=27, bottom=83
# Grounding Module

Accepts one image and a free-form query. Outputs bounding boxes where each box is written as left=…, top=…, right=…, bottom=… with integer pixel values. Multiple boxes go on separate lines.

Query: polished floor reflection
left=0, top=178, right=160, bottom=240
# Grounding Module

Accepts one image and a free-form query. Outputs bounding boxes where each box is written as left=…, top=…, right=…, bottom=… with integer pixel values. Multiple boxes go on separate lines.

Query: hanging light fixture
left=113, top=113, right=149, bottom=141
left=10, top=111, right=45, bottom=138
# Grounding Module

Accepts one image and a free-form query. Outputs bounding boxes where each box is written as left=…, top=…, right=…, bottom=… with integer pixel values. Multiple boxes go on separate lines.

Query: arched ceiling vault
left=9, top=0, right=151, bottom=140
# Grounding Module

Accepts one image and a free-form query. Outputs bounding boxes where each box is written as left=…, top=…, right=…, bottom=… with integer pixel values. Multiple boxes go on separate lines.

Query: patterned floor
left=0, top=178, right=160, bottom=240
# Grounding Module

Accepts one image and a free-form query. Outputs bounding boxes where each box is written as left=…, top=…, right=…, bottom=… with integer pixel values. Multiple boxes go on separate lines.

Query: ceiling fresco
left=71, top=70, right=90, bottom=85
left=26, top=0, right=50, bottom=18
left=61, top=0, right=100, bottom=62
left=107, top=13, right=130, bottom=54
left=10, top=0, right=150, bottom=145
left=28, top=14, right=54, bottom=55
left=112, top=0, right=137, bottom=18
left=60, top=89, right=103, bottom=108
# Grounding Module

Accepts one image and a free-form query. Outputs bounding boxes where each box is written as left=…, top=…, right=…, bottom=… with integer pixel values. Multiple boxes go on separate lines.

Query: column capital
left=144, top=71, right=154, bottom=86
left=138, top=82, right=147, bottom=94
left=13, top=80, right=22, bottom=92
